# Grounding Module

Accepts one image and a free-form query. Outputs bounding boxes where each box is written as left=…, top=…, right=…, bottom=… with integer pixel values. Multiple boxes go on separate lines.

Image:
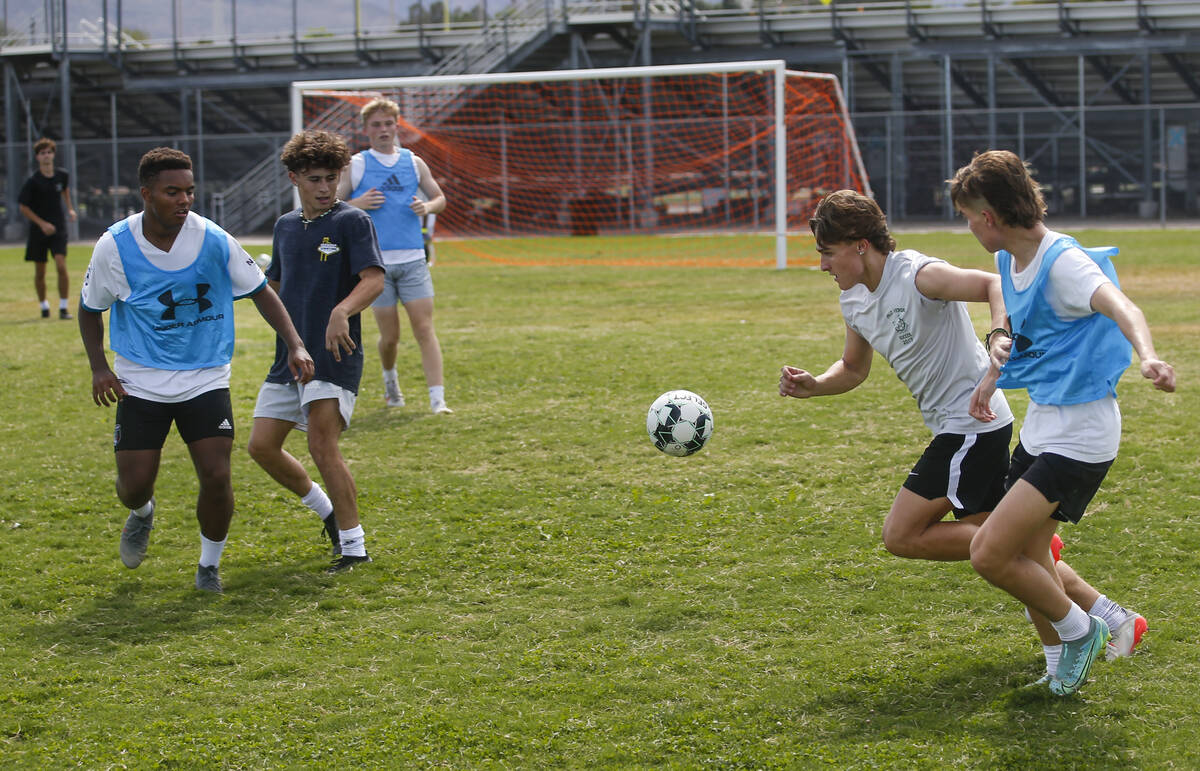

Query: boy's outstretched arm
left=780, top=325, right=873, bottom=399
left=1090, top=283, right=1176, bottom=392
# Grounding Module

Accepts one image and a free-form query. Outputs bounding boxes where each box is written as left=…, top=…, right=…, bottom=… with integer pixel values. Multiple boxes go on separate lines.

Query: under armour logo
left=158, top=284, right=212, bottom=320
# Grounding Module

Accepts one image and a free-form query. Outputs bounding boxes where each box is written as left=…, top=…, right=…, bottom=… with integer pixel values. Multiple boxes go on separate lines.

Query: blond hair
left=360, top=97, right=400, bottom=124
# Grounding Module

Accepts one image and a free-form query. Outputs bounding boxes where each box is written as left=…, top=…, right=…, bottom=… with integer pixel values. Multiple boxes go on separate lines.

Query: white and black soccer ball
left=646, top=390, right=714, bottom=457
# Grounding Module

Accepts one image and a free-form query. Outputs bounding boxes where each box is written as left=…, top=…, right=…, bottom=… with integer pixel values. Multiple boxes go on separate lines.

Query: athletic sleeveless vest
left=351, top=150, right=423, bottom=250
left=109, top=218, right=235, bottom=370
left=997, top=236, right=1132, bottom=405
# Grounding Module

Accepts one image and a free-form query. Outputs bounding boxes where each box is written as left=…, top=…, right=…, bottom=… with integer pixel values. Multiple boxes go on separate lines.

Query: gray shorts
left=372, top=260, right=434, bottom=307
left=253, top=380, right=356, bottom=431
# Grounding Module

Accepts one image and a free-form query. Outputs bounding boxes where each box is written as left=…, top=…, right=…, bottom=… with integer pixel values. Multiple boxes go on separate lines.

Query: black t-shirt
left=265, top=202, right=383, bottom=393
left=18, top=168, right=69, bottom=225
left=19, top=168, right=69, bottom=225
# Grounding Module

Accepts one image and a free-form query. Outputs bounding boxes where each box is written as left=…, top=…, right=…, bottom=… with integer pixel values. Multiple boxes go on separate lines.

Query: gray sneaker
left=195, top=564, right=223, bottom=593
left=119, top=498, right=155, bottom=568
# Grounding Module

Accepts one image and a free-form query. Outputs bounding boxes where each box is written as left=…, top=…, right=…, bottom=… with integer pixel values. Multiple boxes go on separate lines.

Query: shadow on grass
left=789, top=653, right=1127, bottom=760
left=18, top=558, right=341, bottom=651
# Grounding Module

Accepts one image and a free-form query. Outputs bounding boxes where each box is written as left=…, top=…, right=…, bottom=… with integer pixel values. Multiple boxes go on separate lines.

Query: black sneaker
left=323, top=515, right=341, bottom=556
left=59, top=308, right=73, bottom=320
left=326, top=554, right=371, bottom=574
left=41, top=307, right=50, bottom=318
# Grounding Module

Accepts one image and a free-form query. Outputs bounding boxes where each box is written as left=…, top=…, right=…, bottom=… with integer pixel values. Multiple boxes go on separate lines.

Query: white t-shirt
left=998, top=230, right=1121, bottom=462
left=80, top=212, right=265, bottom=403
left=840, top=249, right=1013, bottom=435
left=349, top=148, right=425, bottom=266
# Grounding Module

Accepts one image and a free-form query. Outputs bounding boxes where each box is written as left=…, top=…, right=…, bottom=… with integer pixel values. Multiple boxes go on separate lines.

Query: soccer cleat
left=59, top=308, right=73, bottom=320
left=119, top=498, right=155, bottom=568
left=326, top=554, right=371, bottom=574
left=323, top=515, right=342, bottom=556
left=194, top=564, right=223, bottom=593
left=1106, top=613, right=1147, bottom=661
left=1050, top=533, right=1064, bottom=563
left=1050, top=614, right=1110, bottom=696
left=431, top=401, right=454, bottom=415
left=383, top=378, right=405, bottom=408
left=41, top=307, right=50, bottom=318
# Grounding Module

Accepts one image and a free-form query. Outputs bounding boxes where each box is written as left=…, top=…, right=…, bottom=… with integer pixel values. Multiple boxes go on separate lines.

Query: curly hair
left=808, top=190, right=896, bottom=254
left=360, top=97, right=400, bottom=124
left=279, top=130, right=350, bottom=173
left=947, top=150, right=1046, bottom=229
left=33, top=137, right=56, bottom=156
left=138, top=147, right=193, bottom=186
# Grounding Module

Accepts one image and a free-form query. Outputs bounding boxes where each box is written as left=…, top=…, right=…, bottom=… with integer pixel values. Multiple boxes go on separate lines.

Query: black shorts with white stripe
left=903, top=422, right=1013, bottom=518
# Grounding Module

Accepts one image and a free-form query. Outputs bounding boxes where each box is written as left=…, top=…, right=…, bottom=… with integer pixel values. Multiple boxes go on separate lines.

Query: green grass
left=1, top=229, right=1198, bottom=768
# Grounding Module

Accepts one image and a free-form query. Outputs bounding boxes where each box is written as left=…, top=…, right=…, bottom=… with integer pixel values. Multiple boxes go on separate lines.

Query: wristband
left=984, top=328, right=1011, bottom=351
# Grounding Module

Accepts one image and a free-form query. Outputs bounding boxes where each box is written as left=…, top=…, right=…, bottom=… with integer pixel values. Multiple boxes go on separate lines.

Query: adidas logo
left=218, top=418, right=233, bottom=430
left=379, top=173, right=406, bottom=191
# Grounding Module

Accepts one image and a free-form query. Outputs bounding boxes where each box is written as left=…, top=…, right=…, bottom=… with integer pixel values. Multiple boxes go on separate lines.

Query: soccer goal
left=292, top=60, right=870, bottom=269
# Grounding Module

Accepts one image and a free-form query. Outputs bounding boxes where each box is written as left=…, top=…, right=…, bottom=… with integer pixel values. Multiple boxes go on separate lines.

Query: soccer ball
left=646, top=390, right=714, bottom=456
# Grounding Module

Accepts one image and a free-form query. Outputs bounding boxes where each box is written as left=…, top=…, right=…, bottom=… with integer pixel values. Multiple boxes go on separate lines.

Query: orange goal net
left=293, top=61, right=870, bottom=268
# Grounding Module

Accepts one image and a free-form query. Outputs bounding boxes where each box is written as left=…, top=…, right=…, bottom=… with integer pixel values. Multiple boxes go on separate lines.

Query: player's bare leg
left=306, top=399, right=369, bottom=571
left=34, top=261, right=48, bottom=306
left=373, top=305, right=405, bottom=407
left=187, top=436, right=235, bottom=542
left=52, top=252, right=71, bottom=317
left=248, top=417, right=312, bottom=496
left=115, top=448, right=160, bottom=568
left=403, top=296, right=450, bottom=413
left=882, top=488, right=983, bottom=561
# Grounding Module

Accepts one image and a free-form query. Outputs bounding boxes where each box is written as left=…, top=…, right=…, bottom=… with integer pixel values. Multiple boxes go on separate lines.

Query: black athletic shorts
left=25, top=227, right=68, bottom=262
left=903, top=422, right=1012, bottom=518
left=1004, top=441, right=1113, bottom=524
left=113, top=389, right=235, bottom=451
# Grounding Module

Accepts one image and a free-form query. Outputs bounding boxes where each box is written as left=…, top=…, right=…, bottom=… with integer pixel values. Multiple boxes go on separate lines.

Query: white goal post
left=292, top=60, right=870, bottom=269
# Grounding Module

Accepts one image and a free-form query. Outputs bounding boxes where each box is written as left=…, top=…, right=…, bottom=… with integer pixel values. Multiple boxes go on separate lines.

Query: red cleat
left=1050, top=533, right=1064, bottom=563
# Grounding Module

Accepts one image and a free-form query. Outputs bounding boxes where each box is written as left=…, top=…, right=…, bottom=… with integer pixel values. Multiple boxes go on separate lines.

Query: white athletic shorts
left=253, top=380, right=356, bottom=431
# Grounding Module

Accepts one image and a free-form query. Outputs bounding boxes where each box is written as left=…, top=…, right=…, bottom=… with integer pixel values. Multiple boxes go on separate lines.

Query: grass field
left=1, top=228, right=1197, bottom=768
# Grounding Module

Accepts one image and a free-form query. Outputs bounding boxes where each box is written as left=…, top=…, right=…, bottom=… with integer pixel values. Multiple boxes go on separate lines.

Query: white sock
left=1043, top=644, right=1061, bottom=676
left=300, top=482, right=334, bottom=520
left=1051, top=603, right=1092, bottom=642
left=40, top=299, right=50, bottom=311
left=59, top=298, right=69, bottom=310
left=383, top=367, right=399, bottom=383
left=339, top=525, right=367, bottom=557
left=132, top=499, right=154, bottom=518
left=429, top=384, right=445, bottom=407
left=199, top=535, right=226, bottom=568
left=1089, top=595, right=1128, bottom=631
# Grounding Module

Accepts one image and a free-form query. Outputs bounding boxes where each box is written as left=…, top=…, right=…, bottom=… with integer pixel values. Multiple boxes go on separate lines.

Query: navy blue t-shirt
left=265, top=202, right=383, bottom=393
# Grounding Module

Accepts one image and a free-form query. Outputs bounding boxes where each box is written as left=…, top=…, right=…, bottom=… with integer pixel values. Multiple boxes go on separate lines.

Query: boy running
left=951, top=150, right=1175, bottom=696
left=247, top=130, right=385, bottom=573
left=780, top=190, right=1145, bottom=685
left=79, top=147, right=313, bottom=593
